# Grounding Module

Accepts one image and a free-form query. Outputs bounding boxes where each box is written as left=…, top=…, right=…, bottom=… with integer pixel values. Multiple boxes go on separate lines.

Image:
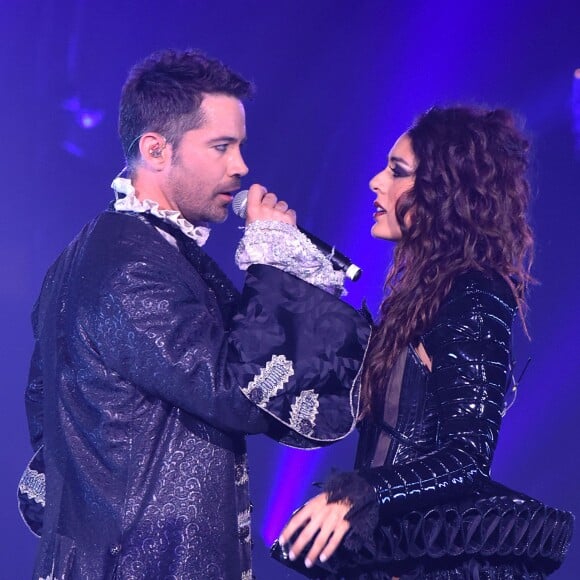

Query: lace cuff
left=235, top=221, right=345, bottom=296
left=325, top=470, right=379, bottom=552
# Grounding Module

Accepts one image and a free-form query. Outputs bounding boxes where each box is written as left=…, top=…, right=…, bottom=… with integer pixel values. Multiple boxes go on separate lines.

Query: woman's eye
left=390, top=165, right=409, bottom=178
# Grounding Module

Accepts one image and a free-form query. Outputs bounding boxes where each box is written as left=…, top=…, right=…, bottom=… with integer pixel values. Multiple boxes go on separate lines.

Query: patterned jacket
left=20, top=210, right=370, bottom=579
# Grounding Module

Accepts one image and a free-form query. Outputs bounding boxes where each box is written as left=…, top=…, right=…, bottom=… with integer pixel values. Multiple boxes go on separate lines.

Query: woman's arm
left=280, top=273, right=516, bottom=566
left=360, top=273, right=515, bottom=515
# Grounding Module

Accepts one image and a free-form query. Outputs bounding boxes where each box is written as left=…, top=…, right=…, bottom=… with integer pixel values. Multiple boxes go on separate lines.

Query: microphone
left=232, top=190, right=362, bottom=281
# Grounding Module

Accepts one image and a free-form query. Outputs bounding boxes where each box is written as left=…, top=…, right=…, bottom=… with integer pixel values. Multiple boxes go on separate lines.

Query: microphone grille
left=232, top=190, right=249, bottom=218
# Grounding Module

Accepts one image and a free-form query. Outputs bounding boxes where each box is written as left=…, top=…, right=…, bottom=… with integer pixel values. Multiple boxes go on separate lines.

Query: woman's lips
left=373, top=202, right=386, bottom=218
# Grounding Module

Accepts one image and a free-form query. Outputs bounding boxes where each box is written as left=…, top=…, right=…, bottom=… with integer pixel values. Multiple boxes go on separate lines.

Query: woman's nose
left=369, top=173, right=381, bottom=193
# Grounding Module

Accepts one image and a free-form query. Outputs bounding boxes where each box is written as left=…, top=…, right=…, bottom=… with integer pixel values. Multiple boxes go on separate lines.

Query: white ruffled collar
left=111, top=177, right=211, bottom=247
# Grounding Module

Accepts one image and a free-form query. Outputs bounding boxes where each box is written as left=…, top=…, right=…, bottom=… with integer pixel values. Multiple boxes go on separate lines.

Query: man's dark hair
left=119, top=49, right=253, bottom=166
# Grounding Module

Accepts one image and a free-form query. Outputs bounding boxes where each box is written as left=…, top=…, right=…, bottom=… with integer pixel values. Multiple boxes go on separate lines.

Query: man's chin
left=199, top=209, right=229, bottom=225
left=213, top=207, right=230, bottom=224
left=184, top=207, right=229, bottom=226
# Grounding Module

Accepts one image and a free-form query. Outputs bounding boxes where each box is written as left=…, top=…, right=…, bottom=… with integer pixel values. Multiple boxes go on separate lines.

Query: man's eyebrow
left=206, top=136, right=246, bottom=144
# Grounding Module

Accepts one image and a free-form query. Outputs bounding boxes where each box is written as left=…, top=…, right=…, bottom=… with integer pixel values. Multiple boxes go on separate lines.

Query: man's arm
left=25, top=304, right=44, bottom=452
left=86, top=255, right=369, bottom=443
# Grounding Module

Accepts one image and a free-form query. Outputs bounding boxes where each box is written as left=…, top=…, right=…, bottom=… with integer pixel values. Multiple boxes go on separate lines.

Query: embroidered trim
left=242, top=354, right=294, bottom=407
left=19, top=466, right=46, bottom=507
left=111, top=176, right=211, bottom=247
left=238, top=508, right=252, bottom=530
left=40, top=557, right=58, bottom=580
left=238, top=508, right=252, bottom=545
left=235, top=455, right=249, bottom=487
left=289, top=390, right=320, bottom=437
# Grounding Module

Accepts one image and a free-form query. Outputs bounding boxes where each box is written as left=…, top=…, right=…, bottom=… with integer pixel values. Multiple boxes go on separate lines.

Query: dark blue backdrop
left=2, top=1, right=579, bottom=576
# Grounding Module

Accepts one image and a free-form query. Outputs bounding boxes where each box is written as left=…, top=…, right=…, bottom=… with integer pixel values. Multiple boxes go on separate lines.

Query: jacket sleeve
left=25, top=302, right=44, bottom=452
left=86, top=256, right=369, bottom=445
left=19, top=301, right=46, bottom=537
left=357, top=275, right=516, bottom=517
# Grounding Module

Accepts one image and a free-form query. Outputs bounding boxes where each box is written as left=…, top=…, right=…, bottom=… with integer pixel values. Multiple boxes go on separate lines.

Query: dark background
left=2, top=1, right=579, bottom=577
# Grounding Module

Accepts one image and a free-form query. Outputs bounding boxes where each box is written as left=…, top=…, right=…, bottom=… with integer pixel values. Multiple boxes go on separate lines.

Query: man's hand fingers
left=261, top=192, right=279, bottom=208
left=243, top=183, right=296, bottom=225
left=245, top=184, right=267, bottom=210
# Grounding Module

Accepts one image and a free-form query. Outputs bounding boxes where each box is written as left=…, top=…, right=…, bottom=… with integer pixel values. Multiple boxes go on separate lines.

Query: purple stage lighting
left=62, top=96, right=104, bottom=129
left=572, top=69, right=580, bottom=154
left=261, top=448, right=325, bottom=545
left=78, top=110, right=103, bottom=129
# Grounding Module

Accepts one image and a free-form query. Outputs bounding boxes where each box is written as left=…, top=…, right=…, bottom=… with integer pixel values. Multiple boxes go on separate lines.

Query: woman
left=275, top=106, right=573, bottom=578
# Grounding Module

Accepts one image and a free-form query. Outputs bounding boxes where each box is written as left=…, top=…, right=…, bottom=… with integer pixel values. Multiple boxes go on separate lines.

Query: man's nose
left=229, top=150, right=249, bottom=177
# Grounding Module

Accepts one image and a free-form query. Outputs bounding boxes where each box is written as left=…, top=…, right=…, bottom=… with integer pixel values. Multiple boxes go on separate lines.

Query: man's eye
left=214, top=144, right=228, bottom=153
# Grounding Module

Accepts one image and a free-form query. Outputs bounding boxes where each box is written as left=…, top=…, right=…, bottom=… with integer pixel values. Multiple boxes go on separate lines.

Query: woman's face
left=369, top=133, right=416, bottom=241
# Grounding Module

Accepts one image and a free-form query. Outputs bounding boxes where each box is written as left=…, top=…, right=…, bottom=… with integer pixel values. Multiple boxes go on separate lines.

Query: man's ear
left=139, top=133, right=169, bottom=166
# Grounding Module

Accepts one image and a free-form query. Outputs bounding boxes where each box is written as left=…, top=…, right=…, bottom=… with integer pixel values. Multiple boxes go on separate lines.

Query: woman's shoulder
left=446, top=269, right=517, bottom=312
left=422, top=270, right=517, bottom=348
left=427, top=270, right=517, bottom=334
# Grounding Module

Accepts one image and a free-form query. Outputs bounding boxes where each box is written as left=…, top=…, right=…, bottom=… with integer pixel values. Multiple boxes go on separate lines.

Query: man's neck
left=131, top=170, right=172, bottom=210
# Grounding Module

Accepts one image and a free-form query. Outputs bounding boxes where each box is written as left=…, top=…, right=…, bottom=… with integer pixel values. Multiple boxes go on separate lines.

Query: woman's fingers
left=278, top=494, right=324, bottom=551
left=317, top=517, right=350, bottom=563
left=278, top=493, right=351, bottom=568
left=278, top=505, right=312, bottom=549
left=304, top=502, right=350, bottom=567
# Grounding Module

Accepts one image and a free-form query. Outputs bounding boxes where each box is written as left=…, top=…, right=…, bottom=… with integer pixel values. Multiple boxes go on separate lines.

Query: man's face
left=164, top=94, right=249, bottom=224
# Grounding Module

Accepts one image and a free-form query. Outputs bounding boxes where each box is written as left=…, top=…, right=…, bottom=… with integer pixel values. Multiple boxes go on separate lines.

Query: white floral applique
left=234, top=454, right=249, bottom=487
left=242, top=354, right=294, bottom=407
left=238, top=508, right=252, bottom=535
left=289, top=390, right=320, bottom=437
left=19, top=466, right=46, bottom=507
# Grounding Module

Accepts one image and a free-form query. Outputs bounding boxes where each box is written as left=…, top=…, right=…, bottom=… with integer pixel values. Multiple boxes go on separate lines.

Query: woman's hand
left=278, top=492, right=351, bottom=568
left=244, top=183, right=297, bottom=226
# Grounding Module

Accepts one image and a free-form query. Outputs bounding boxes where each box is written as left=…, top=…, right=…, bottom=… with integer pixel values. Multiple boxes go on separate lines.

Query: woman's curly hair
left=361, top=106, right=534, bottom=418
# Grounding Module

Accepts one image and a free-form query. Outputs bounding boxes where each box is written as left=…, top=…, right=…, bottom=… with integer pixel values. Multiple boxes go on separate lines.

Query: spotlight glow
left=261, top=447, right=325, bottom=544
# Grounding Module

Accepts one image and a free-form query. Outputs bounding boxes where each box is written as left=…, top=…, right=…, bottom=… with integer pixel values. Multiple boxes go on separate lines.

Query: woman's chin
left=371, top=224, right=400, bottom=242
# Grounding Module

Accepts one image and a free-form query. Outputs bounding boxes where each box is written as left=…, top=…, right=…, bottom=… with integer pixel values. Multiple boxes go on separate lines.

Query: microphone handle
left=298, top=226, right=362, bottom=282
left=233, top=189, right=361, bottom=281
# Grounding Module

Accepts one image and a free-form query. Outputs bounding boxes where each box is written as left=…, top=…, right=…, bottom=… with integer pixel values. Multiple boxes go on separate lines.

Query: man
left=18, top=49, right=370, bottom=579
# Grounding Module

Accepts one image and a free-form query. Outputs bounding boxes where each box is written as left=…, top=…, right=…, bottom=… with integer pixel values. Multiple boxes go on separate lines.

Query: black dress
left=274, top=271, right=573, bottom=579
